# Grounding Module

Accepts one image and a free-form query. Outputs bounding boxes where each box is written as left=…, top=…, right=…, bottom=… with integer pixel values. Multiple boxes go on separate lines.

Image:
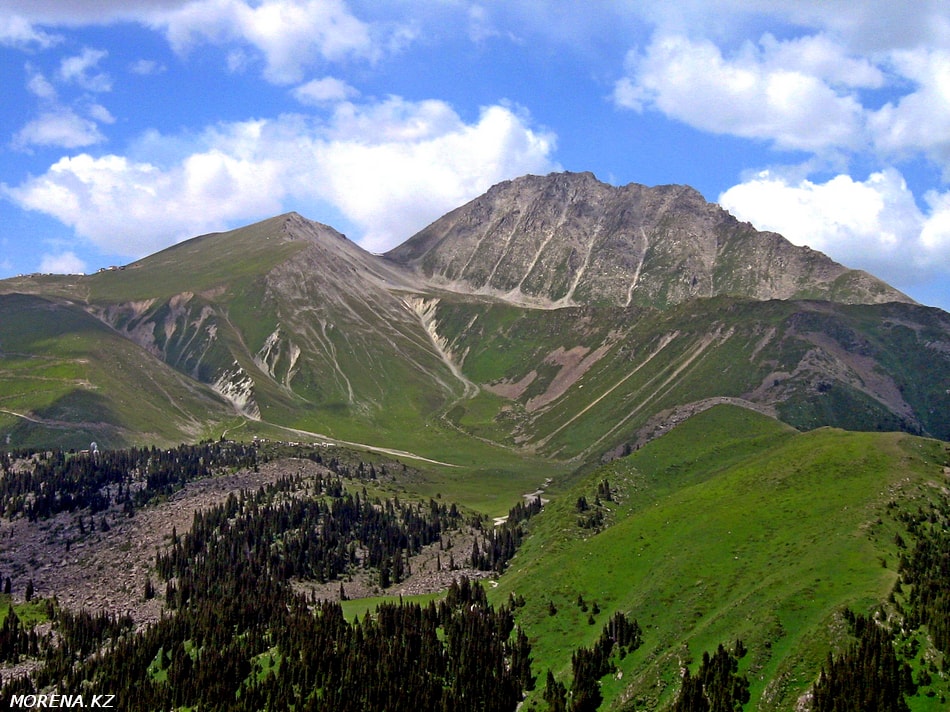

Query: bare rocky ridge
left=385, top=171, right=913, bottom=309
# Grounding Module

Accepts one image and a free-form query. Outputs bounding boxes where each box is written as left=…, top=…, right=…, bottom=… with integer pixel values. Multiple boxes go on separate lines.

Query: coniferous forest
left=0, top=442, right=259, bottom=521
left=0, top=442, right=948, bottom=710
left=0, top=443, right=539, bottom=710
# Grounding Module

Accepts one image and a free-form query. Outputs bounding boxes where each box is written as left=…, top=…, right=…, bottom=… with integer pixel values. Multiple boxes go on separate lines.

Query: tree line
left=895, top=493, right=950, bottom=658
left=0, top=441, right=258, bottom=521
left=806, top=491, right=950, bottom=711
left=670, top=642, right=750, bottom=712
left=543, top=610, right=644, bottom=712
left=0, top=464, right=536, bottom=710
left=156, top=472, right=465, bottom=602
left=0, top=439, right=406, bottom=524
left=2, top=577, right=534, bottom=710
left=810, top=610, right=915, bottom=712
left=471, top=495, right=543, bottom=573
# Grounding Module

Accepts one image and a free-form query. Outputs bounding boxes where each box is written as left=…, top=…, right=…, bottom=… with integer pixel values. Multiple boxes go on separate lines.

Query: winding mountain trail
left=269, top=422, right=463, bottom=468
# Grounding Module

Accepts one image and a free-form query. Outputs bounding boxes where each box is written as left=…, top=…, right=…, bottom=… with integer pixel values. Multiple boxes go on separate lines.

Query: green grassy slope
left=89, top=214, right=308, bottom=302
left=0, top=293, right=237, bottom=449
left=1, top=214, right=948, bottom=498
left=0, top=215, right=307, bottom=304
left=490, top=404, right=949, bottom=711
left=431, top=296, right=950, bottom=462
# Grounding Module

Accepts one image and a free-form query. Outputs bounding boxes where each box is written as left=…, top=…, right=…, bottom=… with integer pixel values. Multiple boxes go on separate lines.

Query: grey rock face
left=385, top=172, right=913, bottom=308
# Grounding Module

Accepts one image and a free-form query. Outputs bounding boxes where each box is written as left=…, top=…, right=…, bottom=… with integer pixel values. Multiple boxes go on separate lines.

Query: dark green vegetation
left=671, top=642, right=750, bottom=712
left=153, top=467, right=465, bottom=597
left=0, top=446, right=537, bottom=711
left=811, top=612, right=914, bottom=712
left=0, top=441, right=257, bottom=520
left=1, top=410, right=948, bottom=710
left=0, top=596, right=49, bottom=663
left=2, top=580, right=532, bottom=712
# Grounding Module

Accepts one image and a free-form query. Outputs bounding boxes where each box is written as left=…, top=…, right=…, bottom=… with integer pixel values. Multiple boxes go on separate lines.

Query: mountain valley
left=1, top=172, right=946, bottom=462
left=1, top=171, right=949, bottom=710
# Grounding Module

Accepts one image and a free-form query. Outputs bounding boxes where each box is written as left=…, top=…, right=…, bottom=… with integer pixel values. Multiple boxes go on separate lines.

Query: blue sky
left=2, top=1, right=950, bottom=310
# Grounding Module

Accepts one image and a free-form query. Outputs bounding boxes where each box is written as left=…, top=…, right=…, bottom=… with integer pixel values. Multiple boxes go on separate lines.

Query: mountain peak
left=385, top=171, right=911, bottom=309
left=279, top=211, right=351, bottom=244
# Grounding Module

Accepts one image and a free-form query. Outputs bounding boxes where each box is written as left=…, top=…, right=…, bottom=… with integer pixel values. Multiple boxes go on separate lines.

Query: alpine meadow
left=1, top=172, right=949, bottom=711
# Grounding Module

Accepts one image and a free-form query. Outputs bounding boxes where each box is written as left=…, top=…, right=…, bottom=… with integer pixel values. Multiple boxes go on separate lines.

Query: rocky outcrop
left=385, top=171, right=913, bottom=309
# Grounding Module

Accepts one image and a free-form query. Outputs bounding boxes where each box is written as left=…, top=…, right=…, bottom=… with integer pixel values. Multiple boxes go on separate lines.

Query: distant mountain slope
left=0, top=175, right=944, bottom=456
left=0, top=293, right=234, bottom=448
left=386, top=172, right=912, bottom=308
left=85, top=213, right=458, bottom=418
left=0, top=214, right=474, bottom=450
left=423, top=295, right=950, bottom=456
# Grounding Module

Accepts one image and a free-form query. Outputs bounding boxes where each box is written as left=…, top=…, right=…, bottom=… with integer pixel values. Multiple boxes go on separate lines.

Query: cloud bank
left=7, top=98, right=557, bottom=256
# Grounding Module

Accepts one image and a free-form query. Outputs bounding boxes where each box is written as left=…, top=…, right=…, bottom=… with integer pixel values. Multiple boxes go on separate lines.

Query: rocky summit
left=386, top=171, right=912, bottom=309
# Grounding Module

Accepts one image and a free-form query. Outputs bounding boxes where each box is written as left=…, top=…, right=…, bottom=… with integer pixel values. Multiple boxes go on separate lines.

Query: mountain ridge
left=385, top=171, right=912, bottom=309
left=0, top=171, right=945, bottom=456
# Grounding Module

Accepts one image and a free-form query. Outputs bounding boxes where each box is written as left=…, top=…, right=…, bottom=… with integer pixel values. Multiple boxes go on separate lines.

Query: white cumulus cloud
left=15, top=58, right=115, bottom=150
left=614, top=33, right=869, bottom=153
left=719, top=168, right=950, bottom=287
left=26, top=68, right=57, bottom=100
left=611, top=11, right=950, bottom=180
left=869, top=48, right=950, bottom=168
left=292, top=76, right=358, bottom=105
left=59, top=47, right=112, bottom=92
left=153, top=0, right=377, bottom=84
left=14, top=109, right=106, bottom=149
left=310, top=101, right=558, bottom=252
left=0, top=13, right=61, bottom=48
left=6, top=97, right=557, bottom=257
left=8, top=150, right=285, bottom=255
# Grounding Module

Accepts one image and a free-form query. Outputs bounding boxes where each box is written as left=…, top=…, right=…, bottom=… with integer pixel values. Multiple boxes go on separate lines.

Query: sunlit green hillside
left=491, top=405, right=950, bottom=711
